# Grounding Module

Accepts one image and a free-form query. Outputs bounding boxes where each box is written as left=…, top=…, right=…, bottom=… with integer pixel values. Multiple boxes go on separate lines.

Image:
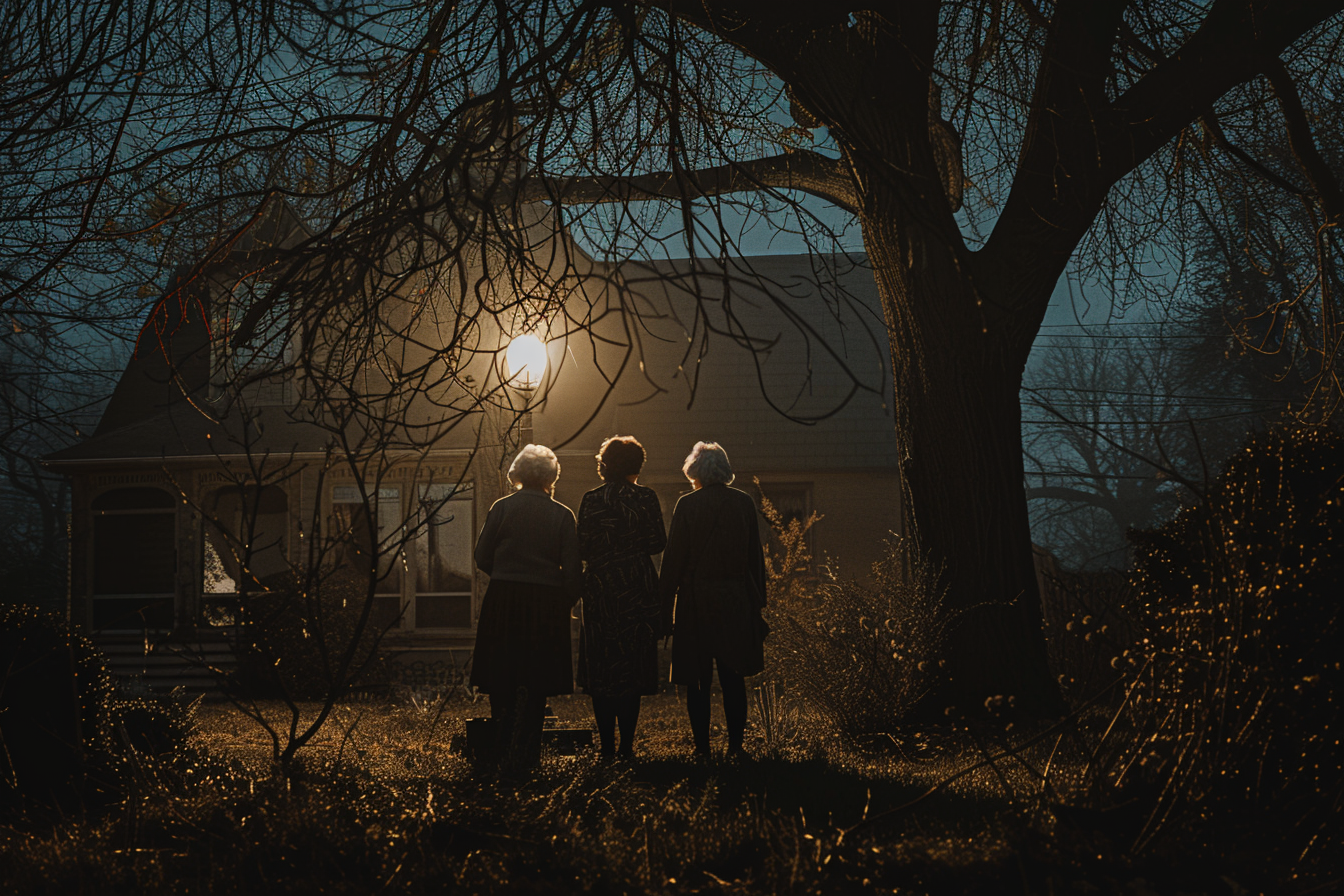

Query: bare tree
left=6, top=1, right=1344, bottom=717
left=1022, top=327, right=1281, bottom=570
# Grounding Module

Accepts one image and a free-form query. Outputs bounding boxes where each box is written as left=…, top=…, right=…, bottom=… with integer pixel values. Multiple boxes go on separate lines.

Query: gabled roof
left=535, top=251, right=898, bottom=474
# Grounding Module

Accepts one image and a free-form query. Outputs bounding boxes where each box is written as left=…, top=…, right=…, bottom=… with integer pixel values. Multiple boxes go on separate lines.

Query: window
left=330, top=485, right=404, bottom=631
left=212, top=277, right=293, bottom=402
left=413, top=484, right=474, bottom=628
left=201, top=484, right=289, bottom=625
left=91, top=487, right=176, bottom=630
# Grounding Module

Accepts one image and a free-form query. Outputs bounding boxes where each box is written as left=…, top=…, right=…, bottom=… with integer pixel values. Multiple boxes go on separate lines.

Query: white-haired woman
left=658, top=441, right=768, bottom=759
left=471, top=444, right=582, bottom=773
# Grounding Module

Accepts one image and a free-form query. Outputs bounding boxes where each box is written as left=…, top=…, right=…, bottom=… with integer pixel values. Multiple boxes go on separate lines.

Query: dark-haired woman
left=577, top=435, right=667, bottom=759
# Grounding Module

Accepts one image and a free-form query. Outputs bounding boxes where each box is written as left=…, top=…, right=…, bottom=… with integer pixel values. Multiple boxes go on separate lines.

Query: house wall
left=51, top=190, right=906, bottom=684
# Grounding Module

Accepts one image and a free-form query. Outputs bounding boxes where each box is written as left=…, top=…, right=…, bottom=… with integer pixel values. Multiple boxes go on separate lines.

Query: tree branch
left=1261, top=55, right=1344, bottom=226
left=518, top=149, right=860, bottom=215
left=1105, top=0, right=1344, bottom=183
left=1024, top=484, right=1122, bottom=510
left=983, top=0, right=1344, bottom=286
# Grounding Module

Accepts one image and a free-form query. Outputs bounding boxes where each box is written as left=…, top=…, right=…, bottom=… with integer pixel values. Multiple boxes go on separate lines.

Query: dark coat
left=470, top=490, right=581, bottom=697
left=576, top=481, right=666, bottom=697
left=658, top=484, right=768, bottom=683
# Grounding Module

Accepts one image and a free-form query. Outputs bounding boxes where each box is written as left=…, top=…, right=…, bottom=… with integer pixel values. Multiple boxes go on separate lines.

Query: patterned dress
left=576, top=481, right=667, bottom=697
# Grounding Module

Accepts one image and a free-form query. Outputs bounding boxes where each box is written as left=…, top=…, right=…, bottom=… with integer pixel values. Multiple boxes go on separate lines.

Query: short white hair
left=682, top=441, right=734, bottom=486
left=508, top=444, right=560, bottom=490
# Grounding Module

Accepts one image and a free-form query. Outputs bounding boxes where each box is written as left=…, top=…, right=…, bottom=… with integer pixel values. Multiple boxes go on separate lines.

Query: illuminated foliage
left=1102, top=426, right=1343, bottom=863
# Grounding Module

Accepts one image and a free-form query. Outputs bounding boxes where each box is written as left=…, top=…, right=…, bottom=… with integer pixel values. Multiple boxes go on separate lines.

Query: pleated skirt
left=469, top=579, right=574, bottom=697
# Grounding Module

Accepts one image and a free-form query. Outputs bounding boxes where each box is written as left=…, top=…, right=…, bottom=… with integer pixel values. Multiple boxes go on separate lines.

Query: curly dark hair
left=597, top=435, right=646, bottom=480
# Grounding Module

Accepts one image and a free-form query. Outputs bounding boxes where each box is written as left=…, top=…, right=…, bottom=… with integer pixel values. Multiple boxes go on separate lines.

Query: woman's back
left=665, top=484, right=764, bottom=586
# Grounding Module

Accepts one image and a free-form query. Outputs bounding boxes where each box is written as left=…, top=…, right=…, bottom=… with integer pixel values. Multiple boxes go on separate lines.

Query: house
left=44, top=197, right=904, bottom=693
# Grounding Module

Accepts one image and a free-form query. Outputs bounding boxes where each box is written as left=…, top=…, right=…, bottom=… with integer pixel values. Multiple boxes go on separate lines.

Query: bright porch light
left=505, top=333, right=548, bottom=390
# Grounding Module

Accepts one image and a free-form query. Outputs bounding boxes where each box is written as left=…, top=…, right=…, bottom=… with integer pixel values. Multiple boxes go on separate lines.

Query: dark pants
left=592, top=694, right=642, bottom=758
left=489, top=686, right=546, bottom=774
left=685, top=662, right=747, bottom=755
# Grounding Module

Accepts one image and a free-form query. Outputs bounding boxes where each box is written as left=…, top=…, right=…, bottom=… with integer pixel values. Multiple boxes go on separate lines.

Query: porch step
left=94, top=631, right=237, bottom=696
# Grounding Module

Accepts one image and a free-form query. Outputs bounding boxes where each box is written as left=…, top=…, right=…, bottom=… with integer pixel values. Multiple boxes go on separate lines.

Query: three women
left=472, top=437, right=767, bottom=769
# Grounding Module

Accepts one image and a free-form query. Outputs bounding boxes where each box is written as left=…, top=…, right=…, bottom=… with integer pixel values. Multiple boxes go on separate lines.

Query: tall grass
left=1, top=697, right=1054, bottom=895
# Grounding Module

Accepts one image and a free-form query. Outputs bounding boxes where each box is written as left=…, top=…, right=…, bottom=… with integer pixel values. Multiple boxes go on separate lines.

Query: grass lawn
left=0, top=688, right=1287, bottom=895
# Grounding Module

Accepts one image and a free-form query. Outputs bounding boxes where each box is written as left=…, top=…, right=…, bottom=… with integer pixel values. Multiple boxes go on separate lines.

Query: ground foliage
left=1089, top=426, right=1344, bottom=872
left=3, top=452, right=1341, bottom=893
left=0, top=695, right=1297, bottom=895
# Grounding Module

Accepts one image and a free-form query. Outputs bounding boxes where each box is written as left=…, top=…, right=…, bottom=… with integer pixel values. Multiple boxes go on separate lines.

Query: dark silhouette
left=576, top=435, right=667, bottom=759
left=659, top=442, right=768, bottom=758
left=470, top=445, right=582, bottom=774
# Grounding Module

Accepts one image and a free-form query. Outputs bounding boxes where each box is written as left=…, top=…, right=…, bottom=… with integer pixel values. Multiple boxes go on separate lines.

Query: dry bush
left=0, top=605, right=199, bottom=816
left=1038, top=568, right=1137, bottom=709
left=1087, top=426, right=1343, bottom=876
left=0, top=605, right=115, bottom=810
left=231, top=571, right=390, bottom=701
left=758, top=487, right=946, bottom=740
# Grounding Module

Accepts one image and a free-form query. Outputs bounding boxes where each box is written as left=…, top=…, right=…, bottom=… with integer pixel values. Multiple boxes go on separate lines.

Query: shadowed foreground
left=0, top=692, right=1303, bottom=895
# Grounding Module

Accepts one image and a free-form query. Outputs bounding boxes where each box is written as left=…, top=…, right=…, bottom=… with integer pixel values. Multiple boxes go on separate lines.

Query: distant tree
left=0, top=325, right=126, bottom=609
left=4, top=1, right=1344, bottom=716
left=1022, top=329, right=1279, bottom=570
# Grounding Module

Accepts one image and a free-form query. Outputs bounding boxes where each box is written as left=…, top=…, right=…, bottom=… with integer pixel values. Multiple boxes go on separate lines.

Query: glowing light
left=505, top=333, right=548, bottom=389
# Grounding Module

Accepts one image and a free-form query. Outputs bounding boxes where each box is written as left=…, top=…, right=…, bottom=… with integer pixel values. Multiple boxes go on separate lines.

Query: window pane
left=331, top=486, right=401, bottom=599
left=415, top=485, right=473, bottom=595
left=202, top=532, right=238, bottom=595
left=204, top=485, right=289, bottom=592
left=218, top=280, right=290, bottom=373
left=415, top=595, right=471, bottom=629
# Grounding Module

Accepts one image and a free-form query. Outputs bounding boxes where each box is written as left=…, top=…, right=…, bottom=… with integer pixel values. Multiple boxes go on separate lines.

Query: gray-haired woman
left=471, top=444, right=582, bottom=772
left=658, top=441, right=767, bottom=758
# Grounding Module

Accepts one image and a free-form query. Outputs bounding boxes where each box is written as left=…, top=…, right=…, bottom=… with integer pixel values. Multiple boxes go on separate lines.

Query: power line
left=1022, top=386, right=1283, bottom=402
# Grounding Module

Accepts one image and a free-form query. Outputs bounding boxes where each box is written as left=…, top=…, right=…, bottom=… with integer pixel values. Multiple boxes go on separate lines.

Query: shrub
left=759, top=487, right=946, bottom=738
left=110, top=692, right=199, bottom=761
left=1038, top=567, right=1137, bottom=709
left=231, top=571, right=389, bottom=701
left=1096, top=426, right=1343, bottom=873
left=0, top=604, right=116, bottom=810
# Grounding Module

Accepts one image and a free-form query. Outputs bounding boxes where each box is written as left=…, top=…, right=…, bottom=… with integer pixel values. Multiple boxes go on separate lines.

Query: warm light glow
left=505, top=333, right=548, bottom=389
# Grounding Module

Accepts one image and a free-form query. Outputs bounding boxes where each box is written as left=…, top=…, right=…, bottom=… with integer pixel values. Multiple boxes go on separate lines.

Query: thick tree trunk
left=861, top=184, right=1064, bottom=719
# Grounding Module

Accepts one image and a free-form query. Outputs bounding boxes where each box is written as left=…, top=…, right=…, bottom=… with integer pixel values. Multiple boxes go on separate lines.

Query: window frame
left=410, top=483, right=475, bottom=632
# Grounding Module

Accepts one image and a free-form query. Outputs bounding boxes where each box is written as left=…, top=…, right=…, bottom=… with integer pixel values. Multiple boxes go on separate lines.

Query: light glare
left=505, top=334, right=548, bottom=389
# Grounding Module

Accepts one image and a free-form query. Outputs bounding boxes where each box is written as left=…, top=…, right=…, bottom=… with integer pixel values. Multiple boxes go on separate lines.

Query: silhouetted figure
left=577, top=435, right=667, bottom=759
left=659, top=441, right=768, bottom=759
left=470, top=445, right=581, bottom=774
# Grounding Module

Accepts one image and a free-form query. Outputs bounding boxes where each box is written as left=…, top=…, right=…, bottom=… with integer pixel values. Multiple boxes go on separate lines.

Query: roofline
left=42, top=446, right=485, bottom=471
